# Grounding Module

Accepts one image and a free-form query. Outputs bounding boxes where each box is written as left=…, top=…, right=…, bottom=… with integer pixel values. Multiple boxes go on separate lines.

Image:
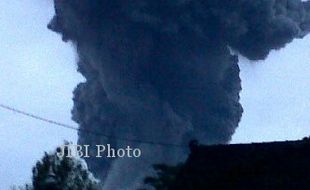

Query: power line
left=0, top=103, right=77, bottom=130
left=0, top=103, right=187, bottom=148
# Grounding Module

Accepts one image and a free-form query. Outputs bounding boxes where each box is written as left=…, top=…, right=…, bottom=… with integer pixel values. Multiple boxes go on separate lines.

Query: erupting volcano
left=48, top=0, right=310, bottom=189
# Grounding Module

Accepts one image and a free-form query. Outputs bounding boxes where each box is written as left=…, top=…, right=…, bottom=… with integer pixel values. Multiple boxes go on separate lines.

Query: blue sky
left=0, top=0, right=82, bottom=188
left=0, top=0, right=309, bottom=188
left=233, top=36, right=310, bottom=143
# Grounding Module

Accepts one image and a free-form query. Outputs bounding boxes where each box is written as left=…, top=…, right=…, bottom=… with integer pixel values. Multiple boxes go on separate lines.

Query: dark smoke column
left=48, top=0, right=310, bottom=189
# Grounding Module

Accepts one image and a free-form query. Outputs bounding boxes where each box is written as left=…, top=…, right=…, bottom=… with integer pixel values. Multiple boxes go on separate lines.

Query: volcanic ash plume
left=48, top=0, right=310, bottom=189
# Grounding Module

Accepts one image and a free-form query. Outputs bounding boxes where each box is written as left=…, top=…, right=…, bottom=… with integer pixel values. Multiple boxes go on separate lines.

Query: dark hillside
left=173, top=138, right=310, bottom=190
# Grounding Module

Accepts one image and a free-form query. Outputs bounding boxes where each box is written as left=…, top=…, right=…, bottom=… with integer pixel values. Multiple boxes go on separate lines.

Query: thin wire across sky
left=0, top=103, right=188, bottom=148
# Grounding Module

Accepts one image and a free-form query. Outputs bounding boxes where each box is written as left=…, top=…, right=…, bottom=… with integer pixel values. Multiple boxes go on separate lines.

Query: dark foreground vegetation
left=146, top=138, right=310, bottom=190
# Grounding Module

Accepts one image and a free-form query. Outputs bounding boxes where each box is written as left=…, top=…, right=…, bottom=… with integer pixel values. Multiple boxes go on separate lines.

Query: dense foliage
left=12, top=144, right=100, bottom=190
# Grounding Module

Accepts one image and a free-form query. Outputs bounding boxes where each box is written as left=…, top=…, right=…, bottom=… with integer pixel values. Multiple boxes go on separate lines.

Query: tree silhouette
left=14, top=143, right=100, bottom=190
left=142, top=164, right=182, bottom=190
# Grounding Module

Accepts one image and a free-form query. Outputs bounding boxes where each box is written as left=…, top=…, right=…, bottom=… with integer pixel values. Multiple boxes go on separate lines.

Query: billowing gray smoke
left=48, top=0, right=310, bottom=189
